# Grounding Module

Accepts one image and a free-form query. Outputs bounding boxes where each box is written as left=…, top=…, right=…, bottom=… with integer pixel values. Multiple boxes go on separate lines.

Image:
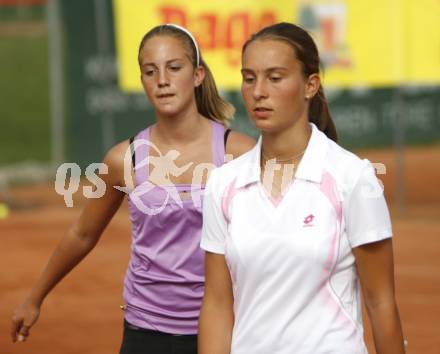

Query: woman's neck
left=153, top=102, right=209, bottom=145
left=261, top=120, right=312, bottom=161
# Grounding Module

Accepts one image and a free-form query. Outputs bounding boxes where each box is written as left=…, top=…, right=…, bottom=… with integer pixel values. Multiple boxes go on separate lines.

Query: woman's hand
left=11, top=297, right=41, bottom=343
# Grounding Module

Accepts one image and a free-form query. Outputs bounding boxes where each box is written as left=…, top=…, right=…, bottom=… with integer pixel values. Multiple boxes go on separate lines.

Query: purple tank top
left=124, top=120, right=226, bottom=334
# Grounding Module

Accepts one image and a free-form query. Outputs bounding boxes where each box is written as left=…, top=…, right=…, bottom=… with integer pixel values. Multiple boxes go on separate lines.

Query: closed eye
left=144, top=69, right=156, bottom=76
left=269, top=76, right=282, bottom=82
left=242, top=76, right=255, bottom=84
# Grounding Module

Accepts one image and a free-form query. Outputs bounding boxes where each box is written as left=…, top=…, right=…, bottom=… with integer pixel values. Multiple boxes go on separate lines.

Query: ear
left=304, top=73, right=321, bottom=100
left=194, top=65, right=205, bottom=88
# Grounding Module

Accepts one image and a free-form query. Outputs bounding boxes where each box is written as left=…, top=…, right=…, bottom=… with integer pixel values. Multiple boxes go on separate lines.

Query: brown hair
left=138, top=25, right=234, bottom=127
left=242, top=22, right=338, bottom=142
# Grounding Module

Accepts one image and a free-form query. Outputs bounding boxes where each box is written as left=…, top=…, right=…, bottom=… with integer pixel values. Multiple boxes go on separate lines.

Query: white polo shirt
left=201, top=123, right=392, bottom=354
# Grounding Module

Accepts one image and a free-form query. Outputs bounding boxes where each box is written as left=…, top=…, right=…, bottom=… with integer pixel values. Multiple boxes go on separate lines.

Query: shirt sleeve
left=200, top=168, right=228, bottom=254
left=344, top=160, right=393, bottom=248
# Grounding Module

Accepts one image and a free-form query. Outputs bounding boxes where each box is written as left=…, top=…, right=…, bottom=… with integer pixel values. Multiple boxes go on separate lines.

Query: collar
left=235, top=123, right=329, bottom=189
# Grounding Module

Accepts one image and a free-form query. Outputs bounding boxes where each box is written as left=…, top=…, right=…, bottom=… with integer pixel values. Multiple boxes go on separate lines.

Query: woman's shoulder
left=86, top=139, right=131, bottom=190
left=105, top=125, right=154, bottom=165
left=325, top=138, right=376, bottom=194
left=105, top=139, right=130, bottom=161
left=225, top=130, right=256, bottom=159
left=326, top=138, right=364, bottom=167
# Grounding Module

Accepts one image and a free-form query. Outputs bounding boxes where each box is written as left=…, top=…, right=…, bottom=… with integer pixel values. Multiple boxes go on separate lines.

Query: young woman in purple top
left=11, top=24, right=255, bottom=354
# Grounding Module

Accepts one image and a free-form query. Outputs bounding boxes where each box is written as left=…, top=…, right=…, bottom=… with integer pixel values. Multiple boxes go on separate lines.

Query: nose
left=252, top=78, right=268, bottom=100
left=157, top=68, right=170, bottom=88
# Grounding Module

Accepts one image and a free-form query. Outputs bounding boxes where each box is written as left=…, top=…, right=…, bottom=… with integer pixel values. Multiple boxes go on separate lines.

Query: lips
left=253, top=106, right=273, bottom=118
left=254, top=107, right=272, bottom=112
left=156, top=93, right=175, bottom=99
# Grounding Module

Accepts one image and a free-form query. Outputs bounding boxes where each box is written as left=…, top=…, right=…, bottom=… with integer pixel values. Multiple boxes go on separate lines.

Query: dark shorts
left=119, top=320, right=197, bottom=354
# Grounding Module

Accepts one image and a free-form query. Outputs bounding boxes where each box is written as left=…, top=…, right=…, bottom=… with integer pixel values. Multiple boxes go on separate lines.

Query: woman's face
left=139, top=35, right=204, bottom=118
left=241, top=39, right=317, bottom=133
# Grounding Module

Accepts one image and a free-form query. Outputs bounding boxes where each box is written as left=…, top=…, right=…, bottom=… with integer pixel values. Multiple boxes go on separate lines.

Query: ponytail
left=309, top=87, right=338, bottom=142
left=195, top=58, right=235, bottom=127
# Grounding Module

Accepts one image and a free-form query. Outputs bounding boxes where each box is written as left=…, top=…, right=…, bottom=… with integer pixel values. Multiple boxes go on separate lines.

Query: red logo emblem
left=303, top=214, right=314, bottom=227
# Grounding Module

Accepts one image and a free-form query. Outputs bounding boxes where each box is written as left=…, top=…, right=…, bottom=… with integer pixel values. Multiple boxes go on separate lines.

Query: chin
left=157, top=107, right=180, bottom=118
left=251, top=117, right=276, bottom=132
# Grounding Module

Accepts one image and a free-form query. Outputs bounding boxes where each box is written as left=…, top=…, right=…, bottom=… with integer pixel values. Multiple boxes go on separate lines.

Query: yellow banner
left=405, top=0, right=440, bottom=83
left=113, top=0, right=294, bottom=91
left=292, top=0, right=440, bottom=87
left=292, top=0, right=404, bottom=87
left=113, top=0, right=440, bottom=91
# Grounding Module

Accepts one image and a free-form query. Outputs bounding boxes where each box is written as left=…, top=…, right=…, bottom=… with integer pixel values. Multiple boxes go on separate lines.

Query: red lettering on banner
left=225, top=13, right=250, bottom=49
left=254, top=11, right=277, bottom=32
left=224, top=13, right=250, bottom=67
left=157, top=7, right=278, bottom=69
left=160, top=7, right=187, bottom=27
left=196, top=14, right=217, bottom=49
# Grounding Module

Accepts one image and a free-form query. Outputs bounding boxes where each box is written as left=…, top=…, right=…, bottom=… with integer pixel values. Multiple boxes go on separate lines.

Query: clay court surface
left=1, top=145, right=439, bottom=354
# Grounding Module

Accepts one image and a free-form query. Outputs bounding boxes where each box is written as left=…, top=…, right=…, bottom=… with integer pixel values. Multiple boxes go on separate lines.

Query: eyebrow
left=141, top=58, right=184, bottom=68
left=241, top=67, right=288, bottom=75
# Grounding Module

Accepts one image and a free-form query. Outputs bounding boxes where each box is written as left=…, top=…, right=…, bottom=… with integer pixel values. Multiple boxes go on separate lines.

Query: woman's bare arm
left=11, top=141, right=130, bottom=343
left=198, top=252, right=234, bottom=354
left=353, top=239, right=405, bottom=354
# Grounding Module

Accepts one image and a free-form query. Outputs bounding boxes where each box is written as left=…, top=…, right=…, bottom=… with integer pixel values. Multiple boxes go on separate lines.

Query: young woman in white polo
left=198, top=23, right=405, bottom=354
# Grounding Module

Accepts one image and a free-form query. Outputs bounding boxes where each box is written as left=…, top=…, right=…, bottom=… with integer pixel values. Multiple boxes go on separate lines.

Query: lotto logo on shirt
left=303, top=214, right=315, bottom=227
